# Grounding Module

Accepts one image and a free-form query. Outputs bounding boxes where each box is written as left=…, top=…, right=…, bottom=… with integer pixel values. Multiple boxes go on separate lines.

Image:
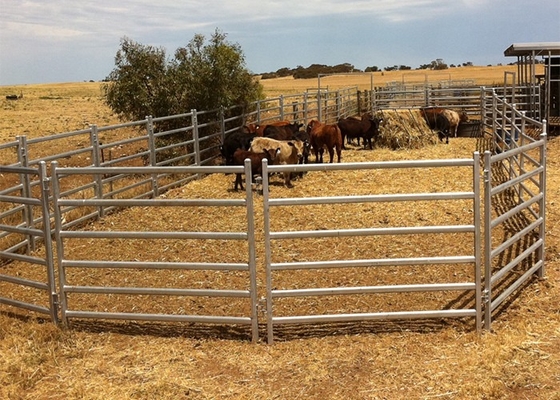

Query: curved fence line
left=0, top=86, right=547, bottom=343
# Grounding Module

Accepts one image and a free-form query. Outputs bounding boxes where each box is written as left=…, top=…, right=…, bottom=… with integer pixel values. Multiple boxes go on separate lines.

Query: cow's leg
left=328, top=148, right=335, bottom=163
left=234, top=173, right=244, bottom=191
left=284, top=172, right=293, bottom=188
left=317, top=148, right=324, bottom=163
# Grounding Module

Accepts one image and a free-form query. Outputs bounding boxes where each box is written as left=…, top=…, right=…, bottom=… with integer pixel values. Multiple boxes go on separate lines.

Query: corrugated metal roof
left=504, top=42, right=560, bottom=57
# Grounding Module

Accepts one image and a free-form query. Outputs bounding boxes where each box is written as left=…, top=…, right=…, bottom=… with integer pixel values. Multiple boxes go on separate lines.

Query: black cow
left=263, top=122, right=303, bottom=140
left=420, top=108, right=451, bottom=144
left=220, top=130, right=256, bottom=165
left=293, top=130, right=311, bottom=165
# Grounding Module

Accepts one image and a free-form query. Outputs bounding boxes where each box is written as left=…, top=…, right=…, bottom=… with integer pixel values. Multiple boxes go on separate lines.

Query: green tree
left=103, top=30, right=263, bottom=127
left=103, top=38, right=172, bottom=123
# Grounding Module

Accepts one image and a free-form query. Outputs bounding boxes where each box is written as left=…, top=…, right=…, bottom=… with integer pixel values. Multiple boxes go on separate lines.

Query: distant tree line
left=258, top=59, right=485, bottom=79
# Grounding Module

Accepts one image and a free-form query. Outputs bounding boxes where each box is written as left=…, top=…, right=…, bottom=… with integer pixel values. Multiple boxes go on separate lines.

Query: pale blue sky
left=1, top=0, right=559, bottom=85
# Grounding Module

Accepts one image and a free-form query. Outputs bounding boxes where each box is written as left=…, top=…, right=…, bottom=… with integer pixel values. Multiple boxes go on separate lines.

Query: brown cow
left=337, top=113, right=382, bottom=150
left=307, top=120, right=342, bottom=163
left=231, top=147, right=279, bottom=191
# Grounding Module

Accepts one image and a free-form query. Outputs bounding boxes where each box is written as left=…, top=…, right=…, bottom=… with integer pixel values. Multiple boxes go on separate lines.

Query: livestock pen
left=0, top=85, right=547, bottom=343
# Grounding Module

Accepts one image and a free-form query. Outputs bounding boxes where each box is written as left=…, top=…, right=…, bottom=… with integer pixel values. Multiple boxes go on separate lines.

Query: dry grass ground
left=1, top=68, right=559, bottom=400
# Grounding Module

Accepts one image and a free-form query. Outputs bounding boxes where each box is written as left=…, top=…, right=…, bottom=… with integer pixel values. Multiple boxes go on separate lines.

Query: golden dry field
left=258, top=65, right=537, bottom=96
left=1, top=66, right=560, bottom=400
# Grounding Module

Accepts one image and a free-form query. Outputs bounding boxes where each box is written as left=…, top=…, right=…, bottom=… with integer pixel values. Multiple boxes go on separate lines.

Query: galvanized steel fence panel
left=0, top=162, right=57, bottom=322
left=50, top=161, right=261, bottom=342
left=261, top=158, right=482, bottom=344
left=482, top=93, right=547, bottom=329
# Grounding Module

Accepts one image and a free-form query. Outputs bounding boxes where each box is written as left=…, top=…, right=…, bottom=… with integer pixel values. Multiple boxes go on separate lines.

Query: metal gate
left=0, top=162, right=58, bottom=322
left=483, top=127, right=546, bottom=329
left=50, top=161, right=260, bottom=342
left=261, top=158, right=482, bottom=344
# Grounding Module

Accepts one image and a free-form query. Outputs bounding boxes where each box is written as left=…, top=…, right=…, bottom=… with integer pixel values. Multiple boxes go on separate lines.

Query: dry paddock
left=2, top=136, right=560, bottom=399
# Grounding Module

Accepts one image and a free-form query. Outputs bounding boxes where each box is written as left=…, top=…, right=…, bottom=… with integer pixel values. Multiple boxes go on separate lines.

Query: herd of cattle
left=220, top=107, right=468, bottom=190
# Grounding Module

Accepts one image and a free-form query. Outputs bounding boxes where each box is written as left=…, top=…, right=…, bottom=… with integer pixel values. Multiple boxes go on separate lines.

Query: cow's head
left=263, top=147, right=281, bottom=165
left=306, top=120, right=320, bottom=133
left=285, top=122, right=304, bottom=133
left=287, top=140, right=307, bottom=164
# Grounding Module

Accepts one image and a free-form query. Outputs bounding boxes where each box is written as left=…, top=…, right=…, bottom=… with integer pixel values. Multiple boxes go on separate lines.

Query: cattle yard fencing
left=261, top=157, right=482, bottom=344
left=0, top=84, right=547, bottom=342
left=0, top=162, right=57, bottom=322
left=373, top=84, right=540, bottom=121
left=50, top=161, right=261, bottom=342
left=481, top=90, right=547, bottom=330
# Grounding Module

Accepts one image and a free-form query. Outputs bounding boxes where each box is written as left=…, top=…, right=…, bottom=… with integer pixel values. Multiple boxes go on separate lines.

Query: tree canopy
left=103, top=30, right=263, bottom=124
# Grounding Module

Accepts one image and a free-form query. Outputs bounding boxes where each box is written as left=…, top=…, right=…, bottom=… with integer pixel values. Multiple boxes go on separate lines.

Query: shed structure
left=504, top=42, right=560, bottom=130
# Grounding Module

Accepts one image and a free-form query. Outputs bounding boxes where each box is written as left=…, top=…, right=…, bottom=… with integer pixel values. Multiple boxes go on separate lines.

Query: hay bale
left=376, top=109, right=438, bottom=150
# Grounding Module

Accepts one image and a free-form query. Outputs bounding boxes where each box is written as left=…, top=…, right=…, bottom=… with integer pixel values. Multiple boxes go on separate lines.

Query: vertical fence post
left=219, top=106, right=226, bottom=137
left=261, top=158, right=274, bottom=344
left=16, top=135, right=35, bottom=253
left=244, top=158, right=259, bottom=343
left=192, top=109, right=201, bottom=179
left=473, top=152, right=482, bottom=331
left=303, top=92, right=309, bottom=123
left=145, top=115, right=159, bottom=197
left=89, top=124, right=104, bottom=219
left=336, top=90, right=341, bottom=120
left=50, top=161, right=69, bottom=326
left=538, top=125, right=547, bottom=278
left=256, top=100, right=262, bottom=123
left=324, top=91, right=329, bottom=123
left=483, top=151, right=493, bottom=330
left=39, top=161, right=58, bottom=323
left=279, top=95, right=285, bottom=120
left=357, top=90, right=362, bottom=115
left=317, top=89, right=322, bottom=122
left=146, top=115, right=156, bottom=166
left=292, top=102, right=299, bottom=123
left=518, top=112, right=527, bottom=202
left=480, top=87, right=486, bottom=127
left=492, top=91, right=499, bottom=153
left=501, top=94, right=508, bottom=150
